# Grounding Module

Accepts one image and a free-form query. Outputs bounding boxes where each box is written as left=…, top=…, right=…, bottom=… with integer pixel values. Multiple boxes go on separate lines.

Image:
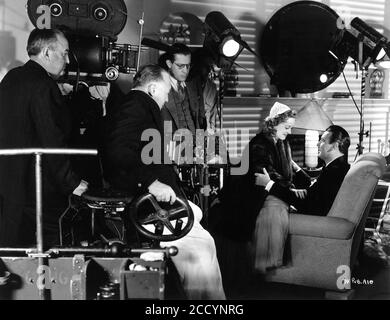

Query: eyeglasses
left=173, top=62, right=192, bottom=70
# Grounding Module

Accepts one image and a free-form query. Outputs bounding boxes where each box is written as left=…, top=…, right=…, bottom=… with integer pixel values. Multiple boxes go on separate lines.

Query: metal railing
left=0, top=148, right=97, bottom=299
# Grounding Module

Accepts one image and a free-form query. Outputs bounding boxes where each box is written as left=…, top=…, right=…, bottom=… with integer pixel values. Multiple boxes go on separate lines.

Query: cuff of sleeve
left=140, top=170, right=158, bottom=193
left=72, top=180, right=88, bottom=196
left=265, top=181, right=275, bottom=192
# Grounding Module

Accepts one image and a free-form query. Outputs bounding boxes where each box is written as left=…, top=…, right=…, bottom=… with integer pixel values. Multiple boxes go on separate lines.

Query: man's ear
left=147, top=83, right=156, bottom=96
left=166, top=59, right=173, bottom=69
left=42, top=46, right=51, bottom=61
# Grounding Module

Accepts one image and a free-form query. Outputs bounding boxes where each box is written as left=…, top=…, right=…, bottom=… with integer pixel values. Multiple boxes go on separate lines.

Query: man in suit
left=101, top=64, right=225, bottom=300
left=160, top=44, right=206, bottom=160
left=0, top=28, right=88, bottom=247
left=255, top=125, right=351, bottom=216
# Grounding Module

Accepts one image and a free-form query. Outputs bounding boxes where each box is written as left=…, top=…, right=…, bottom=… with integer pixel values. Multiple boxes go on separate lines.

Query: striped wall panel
left=221, top=97, right=390, bottom=164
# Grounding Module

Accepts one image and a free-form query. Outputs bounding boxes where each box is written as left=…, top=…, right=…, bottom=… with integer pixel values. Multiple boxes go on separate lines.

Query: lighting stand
left=354, top=33, right=371, bottom=159
left=355, top=67, right=370, bottom=159
left=199, top=68, right=227, bottom=228
left=218, top=69, right=225, bottom=132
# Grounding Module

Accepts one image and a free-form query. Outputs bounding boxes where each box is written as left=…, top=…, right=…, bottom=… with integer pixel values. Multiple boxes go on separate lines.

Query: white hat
left=268, top=102, right=291, bottom=119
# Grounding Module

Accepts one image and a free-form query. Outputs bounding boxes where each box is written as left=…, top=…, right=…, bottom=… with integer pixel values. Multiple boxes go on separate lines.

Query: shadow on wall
left=238, top=11, right=279, bottom=97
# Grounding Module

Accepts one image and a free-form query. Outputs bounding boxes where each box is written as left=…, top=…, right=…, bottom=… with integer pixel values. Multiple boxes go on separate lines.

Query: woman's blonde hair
left=263, top=110, right=297, bottom=136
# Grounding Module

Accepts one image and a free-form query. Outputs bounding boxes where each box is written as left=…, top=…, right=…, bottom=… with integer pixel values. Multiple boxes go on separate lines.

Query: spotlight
left=332, top=17, right=390, bottom=69
left=351, top=18, right=387, bottom=48
left=221, top=37, right=240, bottom=58
left=204, top=11, right=256, bottom=68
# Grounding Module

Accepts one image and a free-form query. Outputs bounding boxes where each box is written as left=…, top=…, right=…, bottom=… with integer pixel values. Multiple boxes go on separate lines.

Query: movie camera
left=0, top=3, right=192, bottom=299
left=27, top=0, right=145, bottom=83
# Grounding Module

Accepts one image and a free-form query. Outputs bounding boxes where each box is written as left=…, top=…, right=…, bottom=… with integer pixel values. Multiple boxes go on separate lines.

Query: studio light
left=332, top=17, right=390, bottom=69
left=351, top=17, right=388, bottom=53
left=204, top=11, right=256, bottom=68
left=260, top=1, right=345, bottom=94
left=221, top=37, right=240, bottom=58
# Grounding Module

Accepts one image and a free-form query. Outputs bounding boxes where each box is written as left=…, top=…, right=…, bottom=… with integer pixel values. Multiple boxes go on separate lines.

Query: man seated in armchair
left=255, top=125, right=351, bottom=216
left=253, top=125, right=351, bottom=276
left=253, top=125, right=387, bottom=294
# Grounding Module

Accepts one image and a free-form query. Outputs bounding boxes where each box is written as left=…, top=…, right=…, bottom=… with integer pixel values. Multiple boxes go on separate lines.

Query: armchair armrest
left=289, top=214, right=355, bottom=240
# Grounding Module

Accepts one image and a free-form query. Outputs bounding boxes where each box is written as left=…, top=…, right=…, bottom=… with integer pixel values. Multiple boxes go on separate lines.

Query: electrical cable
left=342, top=70, right=362, bottom=116
left=70, top=50, right=81, bottom=94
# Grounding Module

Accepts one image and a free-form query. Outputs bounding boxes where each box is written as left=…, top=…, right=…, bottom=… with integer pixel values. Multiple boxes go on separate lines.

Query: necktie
left=178, top=82, right=186, bottom=98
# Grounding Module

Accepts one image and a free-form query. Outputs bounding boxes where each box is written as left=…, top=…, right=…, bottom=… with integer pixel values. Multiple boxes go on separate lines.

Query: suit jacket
left=0, top=60, right=80, bottom=246
left=101, top=90, right=181, bottom=196
left=269, top=156, right=350, bottom=216
left=161, top=78, right=206, bottom=134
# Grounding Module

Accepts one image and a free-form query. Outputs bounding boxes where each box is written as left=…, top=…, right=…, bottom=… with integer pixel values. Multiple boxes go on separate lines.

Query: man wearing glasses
left=160, top=43, right=206, bottom=163
left=0, top=28, right=88, bottom=247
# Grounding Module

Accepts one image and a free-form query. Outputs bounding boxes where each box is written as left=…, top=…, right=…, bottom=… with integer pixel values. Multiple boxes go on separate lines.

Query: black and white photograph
left=0, top=0, right=389, bottom=306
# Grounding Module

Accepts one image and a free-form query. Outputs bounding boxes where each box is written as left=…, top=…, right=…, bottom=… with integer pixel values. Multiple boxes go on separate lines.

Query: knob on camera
left=105, top=66, right=119, bottom=81
left=93, top=3, right=109, bottom=21
left=49, top=2, right=63, bottom=17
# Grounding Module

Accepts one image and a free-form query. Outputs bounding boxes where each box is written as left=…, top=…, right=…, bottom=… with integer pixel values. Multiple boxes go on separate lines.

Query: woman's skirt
left=253, top=195, right=289, bottom=273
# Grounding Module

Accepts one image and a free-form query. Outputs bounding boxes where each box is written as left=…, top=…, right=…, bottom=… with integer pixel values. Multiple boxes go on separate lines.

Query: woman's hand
left=255, top=168, right=271, bottom=187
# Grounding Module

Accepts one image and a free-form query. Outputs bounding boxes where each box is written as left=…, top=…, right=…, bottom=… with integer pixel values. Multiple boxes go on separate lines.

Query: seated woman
left=247, top=102, right=311, bottom=273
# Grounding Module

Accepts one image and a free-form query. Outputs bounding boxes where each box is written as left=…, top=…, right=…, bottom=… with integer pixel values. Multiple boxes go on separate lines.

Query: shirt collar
left=325, top=155, right=344, bottom=167
left=169, top=75, right=186, bottom=91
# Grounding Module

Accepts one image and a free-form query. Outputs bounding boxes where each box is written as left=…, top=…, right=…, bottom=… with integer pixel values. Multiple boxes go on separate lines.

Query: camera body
left=64, top=34, right=140, bottom=83
left=27, top=0, right=138, bottom=83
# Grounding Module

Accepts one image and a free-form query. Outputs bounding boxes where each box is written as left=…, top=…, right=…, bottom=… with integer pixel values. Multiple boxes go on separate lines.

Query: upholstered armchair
left=265, top=152, right=386, bottom=293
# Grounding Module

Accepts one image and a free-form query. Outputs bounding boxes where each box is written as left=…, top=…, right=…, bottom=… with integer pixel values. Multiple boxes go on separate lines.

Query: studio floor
left=218, top=221, right=390, bottom=300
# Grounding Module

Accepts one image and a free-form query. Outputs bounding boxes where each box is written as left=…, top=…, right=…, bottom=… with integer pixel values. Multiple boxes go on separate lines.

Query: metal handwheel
left=131, top=194, right=194, bottom=242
